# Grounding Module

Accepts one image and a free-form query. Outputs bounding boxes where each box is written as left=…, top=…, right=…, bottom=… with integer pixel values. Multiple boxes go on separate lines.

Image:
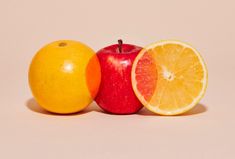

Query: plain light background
left=1, top=0, right=235, bottom=158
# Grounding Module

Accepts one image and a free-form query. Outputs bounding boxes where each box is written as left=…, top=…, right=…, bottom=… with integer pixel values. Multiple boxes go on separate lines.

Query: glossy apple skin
left=95, top=44, right=143, bottom=114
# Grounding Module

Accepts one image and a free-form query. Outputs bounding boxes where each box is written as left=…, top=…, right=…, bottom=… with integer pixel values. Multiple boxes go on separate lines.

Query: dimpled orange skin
left=28, top=40, right=101, bottom=114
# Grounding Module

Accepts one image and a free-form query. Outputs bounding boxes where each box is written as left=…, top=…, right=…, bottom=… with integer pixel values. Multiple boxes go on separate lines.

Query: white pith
left=162, top=66, right=175, bottom=81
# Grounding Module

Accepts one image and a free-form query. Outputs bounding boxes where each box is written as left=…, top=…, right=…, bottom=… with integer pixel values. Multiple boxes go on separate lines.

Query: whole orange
left=29, top=40, right=101, bottom=114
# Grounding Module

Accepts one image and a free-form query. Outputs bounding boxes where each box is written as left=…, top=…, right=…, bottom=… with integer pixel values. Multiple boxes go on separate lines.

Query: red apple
left=95, top=40, right=143, bottom=114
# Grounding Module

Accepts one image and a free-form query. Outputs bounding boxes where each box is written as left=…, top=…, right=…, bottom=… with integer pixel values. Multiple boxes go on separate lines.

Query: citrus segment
left=135, top=52, right=158, bottom=101
left=132, top=40, right=208, bottom=115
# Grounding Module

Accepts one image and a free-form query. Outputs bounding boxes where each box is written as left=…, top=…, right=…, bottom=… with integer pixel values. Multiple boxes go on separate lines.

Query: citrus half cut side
left=131, top=40, right=208, bottom=115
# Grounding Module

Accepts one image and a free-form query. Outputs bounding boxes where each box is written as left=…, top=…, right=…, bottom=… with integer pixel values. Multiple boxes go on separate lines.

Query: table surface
left=1, top=0, right=235, bottom=158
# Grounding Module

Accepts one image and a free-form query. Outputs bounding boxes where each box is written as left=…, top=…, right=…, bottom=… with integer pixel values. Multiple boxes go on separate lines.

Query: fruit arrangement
left=28, top=39, right=208, bottom=115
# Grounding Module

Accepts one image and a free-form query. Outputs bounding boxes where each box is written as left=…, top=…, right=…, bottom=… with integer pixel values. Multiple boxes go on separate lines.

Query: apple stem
left=118, top=39, right=123, bottom=53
